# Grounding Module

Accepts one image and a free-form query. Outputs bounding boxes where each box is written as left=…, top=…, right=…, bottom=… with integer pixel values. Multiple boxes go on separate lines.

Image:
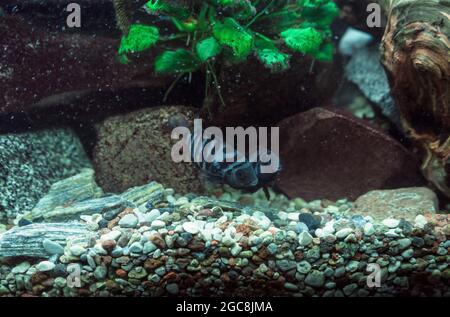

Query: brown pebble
left=101, top=239, right=117, bottom=252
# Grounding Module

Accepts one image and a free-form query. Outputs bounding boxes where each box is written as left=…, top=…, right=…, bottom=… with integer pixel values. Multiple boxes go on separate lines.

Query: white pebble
left=183, top=222, right=199, bottom=234
left=382, top=218, right=400, bottom=229
left=151, top=220, right=166, bottom=229
left=414, top=215, right=428, bottom=229
left=298, top=231, right=313, bottom=246
left=363, top=223, right=375, bottom=236
left=36, top=261, right=55, bottom=272
left=336, top=228, right=353, bottom=239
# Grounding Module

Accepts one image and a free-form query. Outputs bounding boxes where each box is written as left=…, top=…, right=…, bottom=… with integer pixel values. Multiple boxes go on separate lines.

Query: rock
left=129, top=242, right=143, bottom=254
left=119, top=181, right=166, bottom=208
left=20, top=169, right=103, bottom=222
left=352, top=188, right=438, bottom=222
left=0, top=128, right=91, bottom=223
left=336, top=228, right=353, bottom=239
left=345, top=46, right=400, bottom=125
left=94, top=266, right=108, bottom=280
left=297, top=261, right=312, bottom=274
left=36, top=261, right=55, bottom=272
left=298, top=231, right=313, bottom=246
left=143, top=241, right=157, bottom=254
left=118, top=214, right=138, bottom=228
left=69, top=245, right=86, bottom=257
left=166, top=283, right=179, bottom=295
left=183, top=222, right=199, bottom=235
left=151, top=220, right=166, bottom=229
left=415, top=215, right=428, bottom=229
left=0, top=13, right=168, bottom=118
left=338, top=28, right=374, bottom=56
left=382, top=219, right=400, bottom=229
left=12, top=262, right=31, bottom=274
left=277, top=108, right=424, bottom=201
left=93, top=106, right=204, bottom=194
left=0, top=223, right=93, bottom=258
left=363, top=223, right=375, bottom=236
left=305, top=270, right=325, bottom=288
left=42, top=239, right=65, bottom=255
left=298, top=213, right=321, bottom=231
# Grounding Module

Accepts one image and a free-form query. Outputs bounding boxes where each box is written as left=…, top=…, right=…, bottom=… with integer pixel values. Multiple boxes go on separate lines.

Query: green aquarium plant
left=116, top=0, right=340, bottom=108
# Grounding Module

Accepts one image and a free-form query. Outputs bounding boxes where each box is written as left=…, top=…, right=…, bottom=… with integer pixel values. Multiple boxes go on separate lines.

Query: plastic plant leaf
left=144, top=0, right=191, bottom=20
left=155, top=49, right=201, bottom=74
left=298, top=0, right=340, bottom=28
left=256, top=48, right=290, bottom=73
left=118, top=24, right=159, bottom=57
left=280, top=27, right=323, bottom=54
left=312, top=42, right=334, bottom=62
left=196, top=37, right=222, bottom=62
left=212, top=18, right=254, bottom=59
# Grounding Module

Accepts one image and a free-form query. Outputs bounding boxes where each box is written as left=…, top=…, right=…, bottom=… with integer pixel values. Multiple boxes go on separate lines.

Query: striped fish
left=189, top=131, right=280, bottom=199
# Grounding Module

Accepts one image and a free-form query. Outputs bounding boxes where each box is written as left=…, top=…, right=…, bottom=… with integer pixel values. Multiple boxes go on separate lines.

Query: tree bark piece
left=380, top=0, right=450, bottom=197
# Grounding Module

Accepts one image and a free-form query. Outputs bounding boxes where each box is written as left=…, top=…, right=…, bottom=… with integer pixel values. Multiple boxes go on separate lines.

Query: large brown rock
left=276, top=108, right=425, bottom=201
left=0, top=14, right=167, bottom=118
left=93, top=106, right=204, bottom=194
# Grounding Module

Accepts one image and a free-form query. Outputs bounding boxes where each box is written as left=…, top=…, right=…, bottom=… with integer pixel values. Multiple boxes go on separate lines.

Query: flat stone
left=118, top=214, right=138, bottom=228
left=298, top=231, right=313, bottom=246
left=12, top=262, right=31, bottom=274
left=183, top=222, right=199, bottom=235
left=277, top=108, right=424, bottom=201
left=42, top=239, right=65, bottom=255
left=382, top=218, right=400, bottom=229
left=352, top=187, right=438, bottom=222
left=336, top=228, right=353, bottom=239
left=36, top=261, right=55, bottom=272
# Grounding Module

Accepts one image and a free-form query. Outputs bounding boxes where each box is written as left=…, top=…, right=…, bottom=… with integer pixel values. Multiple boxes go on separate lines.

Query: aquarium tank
left=0, top=0, right=449, bottom=302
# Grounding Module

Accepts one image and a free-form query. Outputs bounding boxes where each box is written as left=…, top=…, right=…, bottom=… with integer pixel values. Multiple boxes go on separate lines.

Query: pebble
left=151, top=220, right=166, bottom=229
left=101, top=230, right=121, bottom=241
left=129, top=242, right=143, bottom=253
left=297, top=261, right=312, bottom=274
left=36, top=261, right=55, bottom=272
left=298, top=213, right=321, bottom=230
left=143, top=241, right=157, bottom=254
left=42, top=239, right=65, bottom=255
left=336, top=228, right=353, bottom=239
left=267, top=243, right=278, bottom=255
left=298, top=231, right=313, bottom=246
left=12, top=262, right=31, bottom=274
left=119, top=214, right=139, bottom=228
left=94, top=266, right=108, bottom=280
left=166, top=283, right=179, bottom=295
left=414, top=215, right=428, bottom=229
left=305, top=270, right=325, bottom=288
left=70, top=245, right=86, bottom=257
left=382, top=218, right=400, bottom=229
left=363, top=223, right=375, bottom=236
left=183, top=222, right=199, bottom=234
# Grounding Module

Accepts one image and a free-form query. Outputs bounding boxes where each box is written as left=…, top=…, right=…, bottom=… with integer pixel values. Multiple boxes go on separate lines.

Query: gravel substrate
left=0, top=183, right=449, bottom=297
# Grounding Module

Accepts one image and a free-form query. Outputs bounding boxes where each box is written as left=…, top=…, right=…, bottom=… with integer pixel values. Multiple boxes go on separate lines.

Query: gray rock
left=119, top=214, right=138, bottom=228
left=11, top=262, right=31, bottom=274
left=0, top=223, right=93, bottom=258
left=42, top=239, right=65, bottom=255
left=0, top=128, right=91, bottom=223
left=352, top=187, right=438, bottom=223
left=345, top=46, right=400, bottom=126
left=21, top=169, right=103, bottom=222
left=305, top=270, right=325, bottom=288
left=36, top=260, right=55, bottom=272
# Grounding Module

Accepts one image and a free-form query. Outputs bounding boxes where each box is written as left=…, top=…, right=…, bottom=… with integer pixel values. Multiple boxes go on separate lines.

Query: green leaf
left=118, top=24, right=159, bottom=56
left=298, top=0, right=340, bottom=27
left=212, top=18, right=254, bottom=59
left=155, top=49, right=201, bottom=74
left=144, top=0, right=191, bottom=20
left=280, top=27, right=323, bottom=54
left=256, top=48, right=290, bottom=73
left=196, top=37, right=222, bottom=62
left=312, top=42, right=334, bottom=62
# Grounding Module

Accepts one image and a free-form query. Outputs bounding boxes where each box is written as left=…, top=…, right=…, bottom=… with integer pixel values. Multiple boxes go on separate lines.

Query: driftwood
left=378, top=0, right=450, bottom=197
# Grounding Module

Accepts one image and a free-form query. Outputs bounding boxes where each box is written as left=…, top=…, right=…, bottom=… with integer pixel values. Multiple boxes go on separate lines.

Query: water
left=0, top=0, right=449, bottom=298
